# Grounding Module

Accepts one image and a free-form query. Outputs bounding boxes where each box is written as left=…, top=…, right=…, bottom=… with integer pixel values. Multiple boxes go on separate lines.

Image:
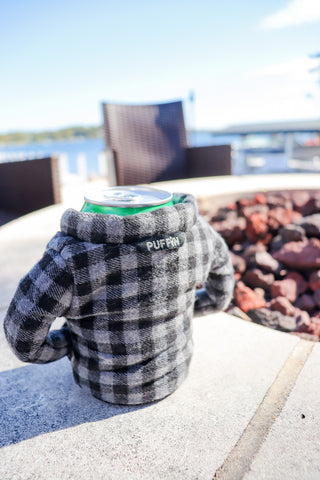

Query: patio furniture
left=0, top=156, right=61, bottom=226
left=102, top=100, right=231, bottom=185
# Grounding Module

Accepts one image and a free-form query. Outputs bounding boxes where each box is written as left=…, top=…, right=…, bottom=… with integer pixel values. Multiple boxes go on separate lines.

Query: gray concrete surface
left=1, top=176, right=320, bottom=479
left=243, top=344, right=320, bottom=480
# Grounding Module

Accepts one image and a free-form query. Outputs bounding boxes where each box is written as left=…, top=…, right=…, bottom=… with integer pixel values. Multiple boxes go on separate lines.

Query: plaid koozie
left=4, top=193, right=234, bottom=404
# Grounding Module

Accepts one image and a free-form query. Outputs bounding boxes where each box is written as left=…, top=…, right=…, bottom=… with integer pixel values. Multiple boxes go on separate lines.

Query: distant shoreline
left=0, top=126, right=103, bottom=146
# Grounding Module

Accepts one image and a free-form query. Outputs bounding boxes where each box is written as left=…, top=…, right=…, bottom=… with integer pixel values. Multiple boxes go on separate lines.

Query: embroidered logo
left=136, top=232, right=185, bottom=252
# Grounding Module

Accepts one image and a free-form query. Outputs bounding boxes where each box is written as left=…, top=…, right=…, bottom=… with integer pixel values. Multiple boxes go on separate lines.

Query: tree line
left=0, top=126, right=102, bottom=144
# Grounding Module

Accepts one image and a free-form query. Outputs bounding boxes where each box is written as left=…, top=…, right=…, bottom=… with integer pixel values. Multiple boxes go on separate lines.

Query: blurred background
left=0, top=0, right=319, bottom=179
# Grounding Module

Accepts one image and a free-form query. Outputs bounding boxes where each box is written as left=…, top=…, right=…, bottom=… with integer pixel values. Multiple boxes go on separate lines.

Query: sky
left=0, top=0, right=320, bottom=132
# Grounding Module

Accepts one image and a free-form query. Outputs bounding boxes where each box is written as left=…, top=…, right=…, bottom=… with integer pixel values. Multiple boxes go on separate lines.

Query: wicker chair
left=0, top=156, right=60, bottom=225
left=102, top=101, right=231, bottom=185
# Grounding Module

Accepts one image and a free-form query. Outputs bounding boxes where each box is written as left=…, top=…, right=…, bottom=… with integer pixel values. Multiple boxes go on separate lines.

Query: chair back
left=102, top=101, right=188, bottom=185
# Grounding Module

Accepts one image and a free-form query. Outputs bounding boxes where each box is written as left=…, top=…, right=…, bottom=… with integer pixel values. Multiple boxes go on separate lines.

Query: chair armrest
left=0, top=156, right=61, bottom=217
left=186, top=144, right=232, bottom=177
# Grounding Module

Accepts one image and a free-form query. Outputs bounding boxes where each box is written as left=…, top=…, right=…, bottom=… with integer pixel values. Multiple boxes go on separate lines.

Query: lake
left=0, top=132, right=317, bottom=177
left=0, top=138, right=105, bottom=175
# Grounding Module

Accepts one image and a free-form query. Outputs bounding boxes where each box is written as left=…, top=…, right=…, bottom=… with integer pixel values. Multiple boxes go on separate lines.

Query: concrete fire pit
left=2, top=176, right=320, bottom=479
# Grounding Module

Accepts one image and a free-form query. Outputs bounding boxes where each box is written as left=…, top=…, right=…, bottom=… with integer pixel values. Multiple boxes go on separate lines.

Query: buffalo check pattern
left=4, top=193, right=234, bottom=405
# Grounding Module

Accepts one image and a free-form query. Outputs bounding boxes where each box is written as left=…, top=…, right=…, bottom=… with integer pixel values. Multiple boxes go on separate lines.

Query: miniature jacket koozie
left=4, top=187, right=234, bottom=405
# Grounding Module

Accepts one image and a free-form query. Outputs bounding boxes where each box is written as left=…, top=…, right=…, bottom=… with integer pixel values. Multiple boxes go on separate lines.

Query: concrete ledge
left=1, top=175, right=320, bottom=479
left=153, top=173, right=320, bottom=211
left=0, top=311, right=306, bottom=480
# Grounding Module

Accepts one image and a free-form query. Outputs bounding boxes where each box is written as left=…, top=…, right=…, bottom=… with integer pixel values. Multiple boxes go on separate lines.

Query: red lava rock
left=291, top=191, right=312, bottom=214
left=273, top=238, right=320, bottom=270
left=310, top=323, right=320, bottom=337
left=254, top=250, right=280, bottom=273
left=242, top=204, right=269, bottom=217
left=242, top=242, right=267, bottom=257
left=291, top=211, right=303, bottom=223
left=309, top=271, right=320, bottom=291
left=278, top=224, right=306, bottom=243
left=237, top=197, right=252, bottom=208
left=313, top=289, right=320, bottom=308
left=254, top=287, right=265, bottom=298
left=270, top=296, right=295, bottom=316
left=211, top=207, right=238, bottom=222
left=202, top=190, right=320, bottom=337
left=225, top=202, right=238, bottom=211
left=271, top=278, right=298, bottom=303
left=285, top=271, right=308, bottom=295
left=211, top=217, right=246, bottom=247
left=234, top=281, right=266, bottom=313
left=242, top=248, right=279, bottom=272
left=253, top=193, right=267, bottom=204
left=297, top=317, right=320, bottom=337
left=268, top=207, right=296, bottom=231
left=229, top=251, right=246, bottom=274
left=292, top=192, right=320, bottom=217
left=243, top=269, right=274, bottom=290
left=246, top=211, right=271, bottom=244
left=294, top=307, right=310, bottom=328
left=295, top=294, right=316, bottom=313
left=248, top=307, right=297, bottom=332
left=297, top=214, right=320, bottom=238
left=266, top=194, right=293, bottom=210
left=232, top=242, right=247, bottom=254
left=269, top=234, right=284, bottom=252
left=309, top=192, right=320, bottom=214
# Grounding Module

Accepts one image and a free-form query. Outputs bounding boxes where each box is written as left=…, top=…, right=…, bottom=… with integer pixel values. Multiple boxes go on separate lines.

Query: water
left=190, top=130, right=241, bottom=148
left=0, top=132, right=240, bottom=175
left=0, top=132, right=318, bottom=177
left=0, top=138, right=104, bottom=175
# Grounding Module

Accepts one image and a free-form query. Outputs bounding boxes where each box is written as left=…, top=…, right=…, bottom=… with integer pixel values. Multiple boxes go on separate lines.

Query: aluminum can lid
left=84, top=186, right=173, bottom=208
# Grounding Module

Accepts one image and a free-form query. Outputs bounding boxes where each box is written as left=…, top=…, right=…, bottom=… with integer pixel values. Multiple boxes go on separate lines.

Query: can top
left=83, top=186, right=173, bottom=208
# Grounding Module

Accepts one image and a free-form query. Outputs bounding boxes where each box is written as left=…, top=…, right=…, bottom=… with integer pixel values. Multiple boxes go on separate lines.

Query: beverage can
left=81, top=186, right=174, bottom=216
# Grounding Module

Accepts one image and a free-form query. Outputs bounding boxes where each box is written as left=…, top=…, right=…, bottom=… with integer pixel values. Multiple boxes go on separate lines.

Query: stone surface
left=273, top=238, right=320, bottom=270
left=298, top=317, right=320, bottom=337
left=293, top=308, right=310, bottom=328
left=297, top=213, right=320, bottom=238
left=241, top=204, right=269, bottom=218
left=267, top=206, right=298, bottom=232
left=0, top=311, right=300, bottom=480
left=248, top=308, right=297, bottom=332
left=229, top=251, right=246, bottom=274
left=242, top=243, right=267, bottom=264
left=291, top=190, right=313, bottom=214
left=266, top=193, right=292, bottom=210
left=243, top=345, right=320, bottom=480
left=271, top=278, right=298, bottom=303
left=2, top=176, right=320, bottom=479
left=313, top=289, right=320, bottom=308
left=206, top=189, right=320, bottom=337
left=278, top=224, right=306, bottom=243
left=270, top=297, right=295, bottom=317
left=246, top=211, right=271, bottom=244
left=211, top=217, right=246, bottom=247
left=234, top=281, right=266, bottom=313
left=294, top=294, right=316, bottom=313
left=253, top=250, right=280, bottom=273
left=285, top=271, right=308, bottom=295
left=309, top=270, right=320, bottom=292
left=243, top=269, right=274, bottom=290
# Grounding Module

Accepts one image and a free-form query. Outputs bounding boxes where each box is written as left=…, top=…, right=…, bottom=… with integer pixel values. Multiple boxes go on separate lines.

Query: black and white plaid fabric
left=4, top=193, right=234, bottom=405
